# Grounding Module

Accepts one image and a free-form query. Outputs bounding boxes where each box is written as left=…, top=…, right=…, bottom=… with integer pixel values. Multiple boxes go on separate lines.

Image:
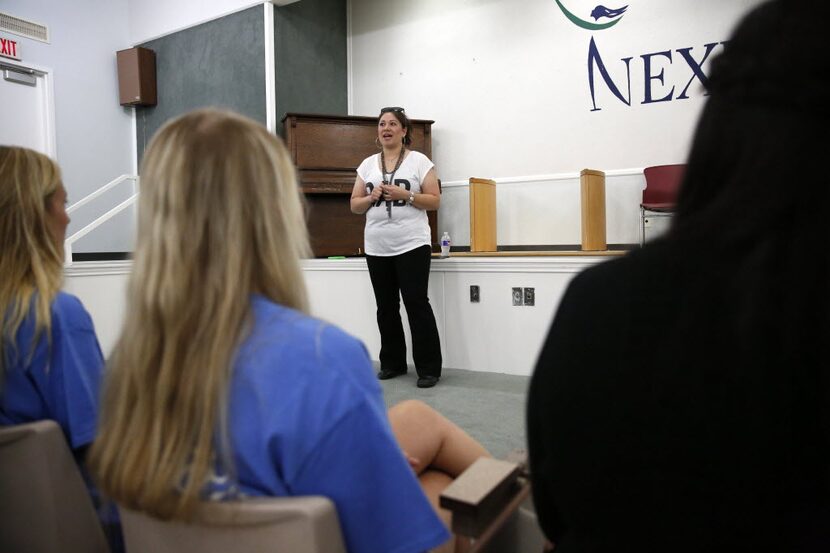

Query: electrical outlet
left=470, top=285, right=480, bottom=303
left=512, top=287, right=523, bottom=306
left=524, top=287, right=535, bottom=306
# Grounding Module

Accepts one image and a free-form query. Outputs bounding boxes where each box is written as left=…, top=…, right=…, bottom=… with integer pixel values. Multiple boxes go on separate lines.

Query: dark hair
left=378, top=107, right=412, bottom=146
left=673, top=0, right=828, bottom=247
left=669, top=0, right=829, bottom=454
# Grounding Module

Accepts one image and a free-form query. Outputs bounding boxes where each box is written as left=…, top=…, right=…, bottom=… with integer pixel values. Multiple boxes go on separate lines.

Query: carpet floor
left=378, top=366, right=530, bottom=459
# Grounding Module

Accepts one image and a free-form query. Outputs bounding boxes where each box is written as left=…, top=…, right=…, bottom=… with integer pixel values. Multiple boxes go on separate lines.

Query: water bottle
left=440, top=232, right=451, bottom=258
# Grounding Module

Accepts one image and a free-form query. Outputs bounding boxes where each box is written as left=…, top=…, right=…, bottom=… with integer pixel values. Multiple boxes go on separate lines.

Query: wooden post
left=469, top=177, right=497, bottom=252
left=580, top=169, right=607, bottom=251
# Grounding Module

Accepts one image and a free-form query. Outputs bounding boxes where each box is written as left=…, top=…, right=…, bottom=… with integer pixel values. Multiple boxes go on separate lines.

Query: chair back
left=120, top=496, right=347, bottom=553
left=0, top=420, right=109, bottom=553
left=642, top=164, right=686, bottom=208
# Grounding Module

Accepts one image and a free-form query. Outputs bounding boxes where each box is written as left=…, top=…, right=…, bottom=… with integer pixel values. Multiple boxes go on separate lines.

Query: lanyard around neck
left=380, top=144, right=406, bottom=218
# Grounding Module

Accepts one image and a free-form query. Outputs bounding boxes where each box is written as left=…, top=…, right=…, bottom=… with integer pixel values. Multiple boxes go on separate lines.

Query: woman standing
left=350, top=107, right=443, bottom=388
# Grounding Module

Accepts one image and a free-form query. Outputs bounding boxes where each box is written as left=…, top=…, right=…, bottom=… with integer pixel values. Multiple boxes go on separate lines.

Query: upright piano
left=282, top=113, right=438, bottom=258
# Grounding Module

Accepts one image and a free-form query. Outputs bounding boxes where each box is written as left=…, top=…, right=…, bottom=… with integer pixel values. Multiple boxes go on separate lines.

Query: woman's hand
left=370, top=185, right=383, bottom=202
left=351, top=175, right=381, bottom=214
left=381, top=183, right=407, bottom=202
left=402, top=450, right=422, bottom=473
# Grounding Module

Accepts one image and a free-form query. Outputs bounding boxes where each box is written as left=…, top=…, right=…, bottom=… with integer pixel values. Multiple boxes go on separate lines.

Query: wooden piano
left=282, top=113, right=438, bottom=258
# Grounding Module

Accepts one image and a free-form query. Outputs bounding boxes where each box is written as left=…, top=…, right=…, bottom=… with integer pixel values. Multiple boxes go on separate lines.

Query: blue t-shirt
left=1, top=292, right=104, bottom=450
left=210, top=295, right=449, bottom=553
left=1, top=292, right=122, bottom=552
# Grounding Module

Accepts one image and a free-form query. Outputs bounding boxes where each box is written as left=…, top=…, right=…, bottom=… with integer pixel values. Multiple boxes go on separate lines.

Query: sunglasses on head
left=380, top=106, right=405, bottom=114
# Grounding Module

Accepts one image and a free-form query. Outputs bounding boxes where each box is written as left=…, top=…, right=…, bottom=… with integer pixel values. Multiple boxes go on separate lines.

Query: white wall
left=63, top=263, right=131, bottom=358
left=5, top=0, right=755, bottom=254
left=436, top=257, right=591, bottom=375
left=349, top=0, right=761, bottom=180
left=127, top=0, right=263, bottom=43
left=66, top=256, right=609, bottom=375
left=440, top=170, right=645, bottom=246
left=2, top=0, right=137, bottom=253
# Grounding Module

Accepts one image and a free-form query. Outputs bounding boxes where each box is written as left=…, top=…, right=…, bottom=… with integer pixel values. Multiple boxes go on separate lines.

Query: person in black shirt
left=527, top=1, right=830, bottom=551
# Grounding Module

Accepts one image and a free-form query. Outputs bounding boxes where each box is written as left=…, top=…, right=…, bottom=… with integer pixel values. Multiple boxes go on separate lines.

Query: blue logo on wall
left=591, top=5, right=628, bottom=21
left=554, top=0, right=627, bottom=30
left=554, top=1, right=726, bottom=111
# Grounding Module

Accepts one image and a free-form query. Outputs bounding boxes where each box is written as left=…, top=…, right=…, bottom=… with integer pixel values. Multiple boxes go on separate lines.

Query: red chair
left=641, top=164, right=686, bottom=245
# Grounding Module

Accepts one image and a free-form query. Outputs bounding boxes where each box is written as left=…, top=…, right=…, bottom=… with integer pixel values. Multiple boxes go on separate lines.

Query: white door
left=0, top=61, right=54, bottom=155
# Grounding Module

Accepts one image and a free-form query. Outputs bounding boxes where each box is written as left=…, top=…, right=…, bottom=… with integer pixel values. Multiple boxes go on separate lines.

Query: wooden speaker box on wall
left=116, top=47, right=157, bottom=107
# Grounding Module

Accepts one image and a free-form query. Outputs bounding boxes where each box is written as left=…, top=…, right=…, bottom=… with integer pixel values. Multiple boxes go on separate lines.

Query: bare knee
left=389, top=400, right=445, bottom=436
left=389, top=399, right=432, bottom=420
left=388, top=400, right=442, bottom=472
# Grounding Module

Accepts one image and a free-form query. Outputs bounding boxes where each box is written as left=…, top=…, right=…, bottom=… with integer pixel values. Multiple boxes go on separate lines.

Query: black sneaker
left=416, top=376, right=439, bottom=388
left=377, top=368, right=406, bottom=380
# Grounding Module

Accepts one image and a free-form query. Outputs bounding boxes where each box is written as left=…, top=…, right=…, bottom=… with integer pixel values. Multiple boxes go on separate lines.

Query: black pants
left=366, top=245, right=442, bottom=378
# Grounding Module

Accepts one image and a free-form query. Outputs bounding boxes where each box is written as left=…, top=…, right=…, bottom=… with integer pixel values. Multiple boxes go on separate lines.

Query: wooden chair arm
left=440, top=457, right=532, bottom=553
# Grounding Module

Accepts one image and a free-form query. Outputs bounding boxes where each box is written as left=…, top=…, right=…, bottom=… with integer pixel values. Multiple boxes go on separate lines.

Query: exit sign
left=0, top=35, right=21, bottom=61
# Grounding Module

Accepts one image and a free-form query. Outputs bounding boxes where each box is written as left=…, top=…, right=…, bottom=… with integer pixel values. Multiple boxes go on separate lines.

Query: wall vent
left=0, top=12, right=49, bottom=43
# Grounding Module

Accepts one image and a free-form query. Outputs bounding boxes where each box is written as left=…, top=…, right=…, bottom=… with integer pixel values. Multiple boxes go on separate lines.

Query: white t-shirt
left=356, top=150, right=434, bottom=256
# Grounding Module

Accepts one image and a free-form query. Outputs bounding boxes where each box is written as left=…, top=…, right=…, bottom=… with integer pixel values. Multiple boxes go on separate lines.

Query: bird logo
left=591, top=5, right=628, bottom=20
left=554, top=0, right=628, bottom=30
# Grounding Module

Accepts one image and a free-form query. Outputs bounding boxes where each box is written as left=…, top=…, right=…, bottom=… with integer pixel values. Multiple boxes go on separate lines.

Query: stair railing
left=64, top=174, right=139, bottom=267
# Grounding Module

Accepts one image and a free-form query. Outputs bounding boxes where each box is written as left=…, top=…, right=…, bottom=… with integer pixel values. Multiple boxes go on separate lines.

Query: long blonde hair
left=0, top=146, right=64, bottom=376
left=90, top=109, right=310, bottom=520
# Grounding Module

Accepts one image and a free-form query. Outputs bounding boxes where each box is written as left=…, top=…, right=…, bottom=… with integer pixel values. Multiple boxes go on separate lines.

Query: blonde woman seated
left=90, top=109, right=488, bottom=553
left=0, top=146, right=122, bottom=550
left=0, top=147, right=99, bottom=441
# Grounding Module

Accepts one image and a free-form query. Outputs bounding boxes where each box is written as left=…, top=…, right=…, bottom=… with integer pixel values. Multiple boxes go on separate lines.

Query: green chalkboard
left=273, top=0, right=348, bottom=137
left=133, top=1, right=348, bottom=166
left=135, top=5, right=266, bottom=166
